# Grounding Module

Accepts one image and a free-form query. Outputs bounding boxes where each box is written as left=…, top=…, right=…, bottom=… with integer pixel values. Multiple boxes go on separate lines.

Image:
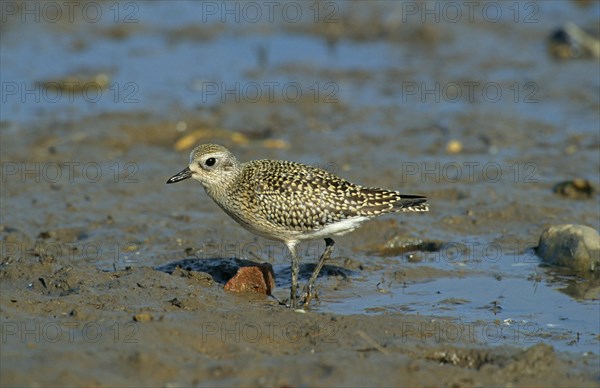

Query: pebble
left=224, top=264, right=275, bottom=295
left=553, top=179, right=596, bottom=199
left=446, top=139, right=463, bottom=154
left=536, top=224, right=600, bottom=272
left=133, top=312, right=154, bottom=322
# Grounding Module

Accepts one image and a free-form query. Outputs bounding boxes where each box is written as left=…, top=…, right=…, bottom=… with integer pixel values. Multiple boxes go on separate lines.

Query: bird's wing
left=234, top=160, right=427, bottom=231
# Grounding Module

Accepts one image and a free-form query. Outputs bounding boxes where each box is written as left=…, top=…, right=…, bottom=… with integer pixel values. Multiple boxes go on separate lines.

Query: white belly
left=295, top=216, right=370, bottom=241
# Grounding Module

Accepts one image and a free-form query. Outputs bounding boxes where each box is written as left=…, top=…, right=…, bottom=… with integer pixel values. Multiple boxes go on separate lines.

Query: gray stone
left=536, top=224, right=600, bottom=272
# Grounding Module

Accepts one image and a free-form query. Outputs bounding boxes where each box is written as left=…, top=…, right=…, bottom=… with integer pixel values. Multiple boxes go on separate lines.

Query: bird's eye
left=205, top=157, right=216, bottom=167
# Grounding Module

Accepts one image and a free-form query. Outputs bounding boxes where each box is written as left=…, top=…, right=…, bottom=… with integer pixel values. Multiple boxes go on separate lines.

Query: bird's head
left=167, top=144, right=240, bottom=191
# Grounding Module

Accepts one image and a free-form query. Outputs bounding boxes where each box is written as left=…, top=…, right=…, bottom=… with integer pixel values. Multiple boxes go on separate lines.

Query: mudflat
left=1, top=1, right=599, bottom=386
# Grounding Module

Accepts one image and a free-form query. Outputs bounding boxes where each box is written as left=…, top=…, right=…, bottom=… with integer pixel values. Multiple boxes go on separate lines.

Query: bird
left=167, top=144, right=429, bottom=309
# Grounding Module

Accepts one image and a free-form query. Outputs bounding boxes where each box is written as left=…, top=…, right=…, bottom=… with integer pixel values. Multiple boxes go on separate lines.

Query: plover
left=167, top=144, right=428, bottom=309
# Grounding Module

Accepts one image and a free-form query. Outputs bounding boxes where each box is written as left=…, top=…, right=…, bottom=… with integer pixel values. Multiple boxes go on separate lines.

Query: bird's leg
left=287, top=243, right=299, bottom=309
left=302, top=238, right=335, bottom=308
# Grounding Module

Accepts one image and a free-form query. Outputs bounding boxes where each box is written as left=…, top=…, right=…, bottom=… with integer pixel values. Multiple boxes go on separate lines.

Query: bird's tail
left=394, top=195, right=429, bottom=212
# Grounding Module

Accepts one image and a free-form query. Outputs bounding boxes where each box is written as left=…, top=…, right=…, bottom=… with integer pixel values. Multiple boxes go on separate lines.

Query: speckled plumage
left=167, top=144, right=429, bottom=309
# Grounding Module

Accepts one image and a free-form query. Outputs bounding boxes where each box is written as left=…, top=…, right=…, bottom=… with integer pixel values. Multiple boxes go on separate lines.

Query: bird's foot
left=299, top=284, right=319, bottom=308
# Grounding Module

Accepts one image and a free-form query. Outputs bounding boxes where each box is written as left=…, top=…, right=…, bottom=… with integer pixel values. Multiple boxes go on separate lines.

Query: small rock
left=169, top=298, right=183, bottom=308
left=536, top=224, right=600, bottom=272
left=553, top=179, right=596, bottom=199
left=37, top=231, right=51, bottom=239
left=224, top=264, right=275, bottom=295
left=133, top=312, right=154, bottom=322
left=446, top=139, right=462, bottom=154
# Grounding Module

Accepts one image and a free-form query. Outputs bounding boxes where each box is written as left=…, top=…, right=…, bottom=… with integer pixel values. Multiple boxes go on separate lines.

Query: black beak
left=166, top=167, right=192, bottom=184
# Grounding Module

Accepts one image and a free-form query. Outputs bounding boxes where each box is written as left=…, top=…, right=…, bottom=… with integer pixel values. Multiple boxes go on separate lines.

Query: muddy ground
left=2, top=107, right=598, bottom=386
left=1, top=1, right=600, bottom=387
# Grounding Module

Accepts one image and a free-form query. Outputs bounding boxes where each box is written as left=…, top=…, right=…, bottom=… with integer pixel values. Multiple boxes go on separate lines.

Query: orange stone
left=224, top=264, right=275, bottom=295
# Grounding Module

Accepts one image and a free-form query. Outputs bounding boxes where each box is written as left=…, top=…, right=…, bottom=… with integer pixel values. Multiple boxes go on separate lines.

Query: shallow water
left=317, top=252, right=599, bottom=354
